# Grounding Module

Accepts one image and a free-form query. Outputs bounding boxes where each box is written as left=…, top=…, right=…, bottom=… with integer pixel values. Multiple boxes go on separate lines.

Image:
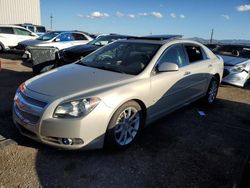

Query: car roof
left=0, top=24, right=31, bottom=29
left=125, top=35, right=183, bottom=44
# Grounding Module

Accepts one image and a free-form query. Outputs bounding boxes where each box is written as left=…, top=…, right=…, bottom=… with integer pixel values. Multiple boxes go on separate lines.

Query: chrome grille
left=14, top=91, right=47, bottom=125
left=14, top=104, right=40, bottom=124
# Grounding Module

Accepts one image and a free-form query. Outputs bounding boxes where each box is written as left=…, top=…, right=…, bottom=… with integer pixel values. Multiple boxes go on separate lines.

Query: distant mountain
left=189, top=37, right=250, bottom=45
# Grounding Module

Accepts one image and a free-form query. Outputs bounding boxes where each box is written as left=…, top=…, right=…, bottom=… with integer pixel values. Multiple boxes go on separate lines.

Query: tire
left=203, top=76, right=219, bottom=104
left=104, top=101, right=143, bottom=150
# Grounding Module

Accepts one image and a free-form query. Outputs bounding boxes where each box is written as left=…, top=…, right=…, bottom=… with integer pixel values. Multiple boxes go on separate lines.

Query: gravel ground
left=0, top=54, right=250, bottom=188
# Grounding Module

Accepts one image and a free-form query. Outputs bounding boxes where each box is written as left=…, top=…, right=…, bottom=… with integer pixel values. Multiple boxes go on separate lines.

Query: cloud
left=179, top=14, right=185, bottom=19
left=237, top=4, right=250, bottom=12
left=128, top=14, right=136, bottom=18
left=160, top=4, right=164, bottom=7
left=221, top=14, right=230, bottom=20
left=116, top=11, right=124, bottom=17
left=170, top=13, right=176, bottom=18
left=151, top=12, right=163, bottom=18
left=79, top=11, right=109, bottom=19
left=138, top=12, right=163, bottom=18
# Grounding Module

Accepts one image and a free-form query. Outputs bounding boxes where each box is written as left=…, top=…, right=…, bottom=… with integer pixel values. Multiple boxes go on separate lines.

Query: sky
left=40, top=0, right=250, bottom=40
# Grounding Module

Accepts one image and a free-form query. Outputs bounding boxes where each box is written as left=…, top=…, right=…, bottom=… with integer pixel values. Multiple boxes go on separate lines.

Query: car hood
left=25, top=64, right=133, bottom=98
left=19, top=39, right=51, bottom=47
left=66, top=44, right=100, bottom=54
left=220, top=55, right=248, bottom=66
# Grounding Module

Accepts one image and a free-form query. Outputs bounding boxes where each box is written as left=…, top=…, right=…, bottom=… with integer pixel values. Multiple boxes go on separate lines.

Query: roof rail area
left=127, top=35, right=183, bottom=41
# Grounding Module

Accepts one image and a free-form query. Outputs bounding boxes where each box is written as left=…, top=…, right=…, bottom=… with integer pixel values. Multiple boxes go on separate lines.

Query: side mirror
left=158, top=62, right=179, bottom=72
left=55, top=38, right=60, bottom=42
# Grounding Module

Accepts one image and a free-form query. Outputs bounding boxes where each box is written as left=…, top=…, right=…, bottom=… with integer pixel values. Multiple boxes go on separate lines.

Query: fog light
left=61, top=138, right=73, bottom=145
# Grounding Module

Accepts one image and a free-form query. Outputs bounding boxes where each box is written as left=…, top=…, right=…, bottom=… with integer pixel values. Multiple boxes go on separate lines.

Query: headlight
left=231, top=64, right=246, bottom=72
left=53, top=97, right=100, bottom=118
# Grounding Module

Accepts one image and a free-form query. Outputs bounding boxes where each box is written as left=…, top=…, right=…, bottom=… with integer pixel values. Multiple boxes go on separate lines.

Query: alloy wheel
left=208, top=79, right=218, bottom=103
left=114, top=107, right=140, bottom=146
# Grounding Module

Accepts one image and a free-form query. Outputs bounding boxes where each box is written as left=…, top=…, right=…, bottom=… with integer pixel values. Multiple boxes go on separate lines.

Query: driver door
left=148, top=44, right=192, bottom=120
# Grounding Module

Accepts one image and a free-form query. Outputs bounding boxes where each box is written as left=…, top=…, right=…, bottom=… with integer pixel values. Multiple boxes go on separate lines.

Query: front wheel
left=105, top=101, right=143, bottom=150
left=203, top=76, right=219, bottom=104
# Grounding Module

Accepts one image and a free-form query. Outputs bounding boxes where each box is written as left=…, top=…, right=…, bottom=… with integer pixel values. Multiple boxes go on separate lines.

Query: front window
left=79, top=41, right=161, bottom=75
left=157, top=44, right=188, bottom=68
left=37, top=32, right=61, bottom=41
left=14, top=28, right=31, bottom=36
left=56, top=33, right=74, bottom=41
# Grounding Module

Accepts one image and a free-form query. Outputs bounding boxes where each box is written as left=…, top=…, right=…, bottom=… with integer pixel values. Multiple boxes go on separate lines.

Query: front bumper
left=222, top=66, right=250, bottom=87
left=13, top=91, right=114, bottom=150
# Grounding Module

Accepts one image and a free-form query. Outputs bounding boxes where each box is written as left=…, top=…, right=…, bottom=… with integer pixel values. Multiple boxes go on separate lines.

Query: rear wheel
left=105, top=101, right=143, bottom=149
left=204, top=76, right=219, bottom=104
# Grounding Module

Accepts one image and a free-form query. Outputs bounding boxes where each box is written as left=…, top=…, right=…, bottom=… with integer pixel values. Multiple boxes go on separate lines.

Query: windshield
left=213, top=45, right=250, bottom=58
left=79, top=41, right=160, bottom=75
left=37, top=32, right=61, bottom=41
left=88, top=36, right=126, bottom=46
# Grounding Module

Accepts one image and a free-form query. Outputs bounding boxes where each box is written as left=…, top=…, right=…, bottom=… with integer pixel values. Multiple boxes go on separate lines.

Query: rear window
left=72, top=33, right=88, bottom=40
left=185, top=45, right=205, bottom=63
left=0, top=27, right=14, bottom=34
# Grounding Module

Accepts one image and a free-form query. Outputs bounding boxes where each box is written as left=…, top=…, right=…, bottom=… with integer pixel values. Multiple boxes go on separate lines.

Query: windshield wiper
left=76, top=62, right=127, bottom=74
left=89, top=64, right=126, bottom=74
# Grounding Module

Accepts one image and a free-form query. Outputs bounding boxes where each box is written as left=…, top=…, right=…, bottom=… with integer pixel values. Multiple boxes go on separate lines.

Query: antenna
left=50, top=14, right=53, bottom=30
left=210, top=29, right=214, bottom=44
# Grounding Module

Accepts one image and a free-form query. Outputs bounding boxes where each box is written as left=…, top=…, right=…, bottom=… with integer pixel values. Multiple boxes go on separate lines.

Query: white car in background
left=213, top=44, right=250, bottom=87
left=0, top=25, right=38, bottom=51
left=17, top=31, right=93, bottom=51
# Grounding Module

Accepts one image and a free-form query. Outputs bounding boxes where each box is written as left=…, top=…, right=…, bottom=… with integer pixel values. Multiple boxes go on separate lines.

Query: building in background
left=0, top=0, right=41, bottom=25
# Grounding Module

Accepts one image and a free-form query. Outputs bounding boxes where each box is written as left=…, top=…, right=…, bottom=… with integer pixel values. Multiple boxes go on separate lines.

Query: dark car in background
left=212, top=44, right=250, bottom=87
left=58, top=34, right=131, bottom=65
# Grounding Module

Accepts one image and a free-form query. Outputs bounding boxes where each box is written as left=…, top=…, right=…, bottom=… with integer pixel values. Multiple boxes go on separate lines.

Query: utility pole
left=50, top=14, right=53, bottom=30
left=210, top=28, right=214, bottom=44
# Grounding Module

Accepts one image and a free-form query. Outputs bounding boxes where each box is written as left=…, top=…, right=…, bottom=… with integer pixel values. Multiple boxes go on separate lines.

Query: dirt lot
left=0, top=53, right=250, bottom=188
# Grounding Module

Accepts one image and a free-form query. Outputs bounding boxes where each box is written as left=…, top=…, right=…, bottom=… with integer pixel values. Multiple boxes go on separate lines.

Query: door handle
left=184, top=71, right=191, bottom=76
left=208, top=64, right=213, bottom=68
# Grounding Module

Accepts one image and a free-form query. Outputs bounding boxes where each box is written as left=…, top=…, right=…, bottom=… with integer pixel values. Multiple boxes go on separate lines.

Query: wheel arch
left=213, top=73, right=221, bottom=83
left=106, top=98, right=147, bottom=130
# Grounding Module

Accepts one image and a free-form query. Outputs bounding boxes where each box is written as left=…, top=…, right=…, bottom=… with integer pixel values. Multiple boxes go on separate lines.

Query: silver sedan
left=13, top=37, right=224, bottom=150
left=213, top=44, right=250, bottom=87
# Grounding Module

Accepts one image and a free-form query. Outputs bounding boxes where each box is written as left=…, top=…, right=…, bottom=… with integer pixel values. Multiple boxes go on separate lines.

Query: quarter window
left=0, top=27, right=14, bottom=34
left=157, top=44, right=188, bottom=68
left=184, top=45, right=204, bottom=63
left=72, top=33, right=88, bottom=40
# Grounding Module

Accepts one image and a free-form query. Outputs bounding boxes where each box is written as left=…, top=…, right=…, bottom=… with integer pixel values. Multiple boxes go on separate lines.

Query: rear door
left=182, top=44, right=211, bottom=98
